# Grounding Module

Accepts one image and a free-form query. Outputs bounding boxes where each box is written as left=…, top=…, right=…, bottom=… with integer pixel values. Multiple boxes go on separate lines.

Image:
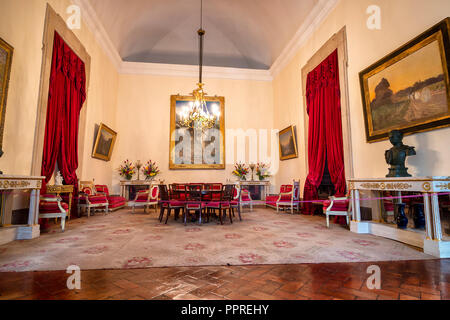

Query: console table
left=120, top=180, right=157, bottom=201
left=0, top=175, right=45, bottom=245
left=237, top=180, right=271, bottom=202
left=348, top=176, right=449, bottom=258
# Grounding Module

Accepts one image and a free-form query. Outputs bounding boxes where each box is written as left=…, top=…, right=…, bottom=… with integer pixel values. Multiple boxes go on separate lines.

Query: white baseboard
left=424, top=239, right=450, bottom=258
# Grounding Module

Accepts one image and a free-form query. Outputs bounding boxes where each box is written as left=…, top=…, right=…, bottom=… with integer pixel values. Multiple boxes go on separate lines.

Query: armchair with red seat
left=39, top=194, right=68, bottom=232
left=78, top=181, right=109, bottom=218
left=323, top=194, right=352, bottom=228
left=233, top=186, right=253, bottom=212
left=131, top=185, right=159, bottom=213
left=95, top=184, right=127, bottom=212
left=266, top=184, right=299, bottom=214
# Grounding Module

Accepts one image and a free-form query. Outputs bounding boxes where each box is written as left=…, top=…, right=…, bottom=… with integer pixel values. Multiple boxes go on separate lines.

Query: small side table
left=46, top=185, right=74, bottom=219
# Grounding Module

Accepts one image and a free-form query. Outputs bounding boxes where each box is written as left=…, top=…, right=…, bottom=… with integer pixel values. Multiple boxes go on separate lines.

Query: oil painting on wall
left=92, top=123, right=117, bottom=161
left=170, top=95, right=225, bottom=170
left=0, top=37, right=13, bottom=154
left=279, top=125, right=298, bottom=161
left=360, top=18, right=450, bottom=142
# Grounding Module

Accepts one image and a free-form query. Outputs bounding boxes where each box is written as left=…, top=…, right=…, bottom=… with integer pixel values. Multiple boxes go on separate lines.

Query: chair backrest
left=95, top=185, right=110, bottom=196
left=79, top=181, right=96, bottom=195
left=150, top=185, right=159, bottom=200
left=222, top=184, right=235, bottom=202
left=170, top=184, right=185, bottom=199
left=186, top=184, right=203, bottom=202
left=280, top=185, right=293, bottom=194
left=158, top=185, right=170, bottom=201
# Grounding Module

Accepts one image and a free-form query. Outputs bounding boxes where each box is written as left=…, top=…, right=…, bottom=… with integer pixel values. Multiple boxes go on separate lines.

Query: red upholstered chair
left=95, top=185, right=127, bottom=212
left=159, top=184, right=185, bottom=224
left=183, top=184, right=205, bottom=225
left=266, top=184, right=299, bottom=214
left=78, top=181, right=109, bottom=218
left=206, top=184, right=234, bottom=225
left=131, top=185, right=159, bottom=213
left=323, top=195, right=352, bottom=228
left=233, top=185, right=253, bottom=212
left=39, top=194, right=68, bottom=232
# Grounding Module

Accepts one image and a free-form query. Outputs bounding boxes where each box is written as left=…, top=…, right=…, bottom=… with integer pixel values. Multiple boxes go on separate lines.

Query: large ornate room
left=0, top=0, right=449, bottom=303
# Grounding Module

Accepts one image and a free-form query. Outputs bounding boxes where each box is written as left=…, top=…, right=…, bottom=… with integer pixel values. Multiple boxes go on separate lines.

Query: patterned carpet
left=0, top=208, right=433, bottom=272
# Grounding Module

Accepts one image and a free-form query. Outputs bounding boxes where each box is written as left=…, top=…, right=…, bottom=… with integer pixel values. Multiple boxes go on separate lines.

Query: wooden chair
left=206, top=184, right=234, bottom=225
left=159, top=185, right=185, bottom=224
left=183, top=184, right=204, bottom=225
left=131, top=185, right=159, bottom=213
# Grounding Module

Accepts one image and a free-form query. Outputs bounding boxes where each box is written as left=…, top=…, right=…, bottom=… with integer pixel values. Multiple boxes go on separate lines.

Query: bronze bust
left=385, top=130, right=416, bottom=177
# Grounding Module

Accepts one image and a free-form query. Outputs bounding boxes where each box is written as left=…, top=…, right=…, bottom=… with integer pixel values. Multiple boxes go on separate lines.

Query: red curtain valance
left=303, top=49, right=346, bottom=216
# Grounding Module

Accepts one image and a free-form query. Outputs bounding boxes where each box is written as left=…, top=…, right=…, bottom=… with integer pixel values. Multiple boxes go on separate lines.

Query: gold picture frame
left=92, top=123, right=117, bottom=161
left=279, top=125, right=298, bottom=161
left=169, top=95, right=225, bottom=170
left=360, top=17, right=450, bottom=142
left=0, top=37, right=13, bottom=153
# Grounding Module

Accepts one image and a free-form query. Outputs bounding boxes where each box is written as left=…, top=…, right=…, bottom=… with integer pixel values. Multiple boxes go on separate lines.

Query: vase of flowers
left=142, top=160, right=160, bottom=181
left=118, top=160, right=135, bottom=180
left=256, top=162, right=271, bottom=181
left=232, top=163, right=249, bottom=181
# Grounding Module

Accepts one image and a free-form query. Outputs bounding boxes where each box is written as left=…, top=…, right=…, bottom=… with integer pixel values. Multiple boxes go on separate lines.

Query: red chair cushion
left=40, top=201, right=69, bottom=213
left=206, top=201, right=230, bottom=208
left=323, top=200, right=349, bottom=211
left=265, top=195, right=279, bottom=203
left=79, top=195, right=108, bottom=204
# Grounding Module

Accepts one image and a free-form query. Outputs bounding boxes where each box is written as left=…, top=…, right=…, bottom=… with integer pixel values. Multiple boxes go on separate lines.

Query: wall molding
left=120, top=62, right=273, bottom=81
left=73, top=0, right=338, bottom=81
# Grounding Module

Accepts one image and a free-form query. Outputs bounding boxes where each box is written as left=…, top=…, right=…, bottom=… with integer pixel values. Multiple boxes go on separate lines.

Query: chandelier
left=178, top=0, right=218, bottom=130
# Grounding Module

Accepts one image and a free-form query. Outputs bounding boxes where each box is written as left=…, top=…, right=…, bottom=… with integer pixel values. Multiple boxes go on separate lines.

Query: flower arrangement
left=232, top=162, right=249, bottom=180
left=256, top=163, right=271, bottom=181
left=142, top=160, right=160, bottom=180
left=118, top=160, right=135, bottom=180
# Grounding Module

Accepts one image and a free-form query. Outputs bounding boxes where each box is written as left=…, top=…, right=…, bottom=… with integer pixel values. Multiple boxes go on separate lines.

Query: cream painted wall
left=0, top=0, right=119, bottom=192
left=112, top=74, right=274, bottom=194
left=273, top=0, right=450, bottom=191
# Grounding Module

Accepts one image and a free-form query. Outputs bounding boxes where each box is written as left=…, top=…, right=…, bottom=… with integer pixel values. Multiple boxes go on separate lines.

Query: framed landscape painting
left=279, top=125, right=298, bottom=161
left=360, top=17, right=450, bottom=142
left=169, top=95, right=225, bottom=170
left=0, top=37, right=13, bottom=154
left=92, top=123, right=117, bottom=161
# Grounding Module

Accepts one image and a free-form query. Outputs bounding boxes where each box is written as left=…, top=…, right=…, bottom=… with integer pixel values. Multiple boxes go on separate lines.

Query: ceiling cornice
left=73, top=0, right=338, bottom=81
left=269, top=0, right=340, bottom=78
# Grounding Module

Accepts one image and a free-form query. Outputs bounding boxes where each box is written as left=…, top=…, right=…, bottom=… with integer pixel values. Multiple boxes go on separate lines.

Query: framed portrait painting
left=0, top=37, right=13, bottom=153
left=360, top=17, right=450, bottom=142
left=279, top=125, right=298, bottom=161
left=169, top=95, right=225, bottom=170
left=92, top=123, right=117, bottom=161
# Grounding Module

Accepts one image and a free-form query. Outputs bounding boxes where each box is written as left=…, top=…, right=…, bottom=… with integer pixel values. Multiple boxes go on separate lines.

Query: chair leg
left=165, top=208, right=171, bottom=224
left=238, top=206, right=242, bottom=221
left=105, top=205, right=108, bottom=215
left=184, top=209, right=187, bottom=226
left=229, top=208, right=233, bottom=224
left=219, top=209, right=223, bottom=225
left=61, top=215, right=66, bottom=232
left=159, top=207, right=164, bottom=222
left=326, top=214, right=330, bottom=228
left=87, top=207, right=90, bottom=218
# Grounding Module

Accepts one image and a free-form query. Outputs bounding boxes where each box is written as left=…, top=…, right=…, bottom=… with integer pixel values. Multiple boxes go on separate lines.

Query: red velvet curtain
left=303, top=50, right=346, bottom=218
left=41, top=32, right=86, bottom=217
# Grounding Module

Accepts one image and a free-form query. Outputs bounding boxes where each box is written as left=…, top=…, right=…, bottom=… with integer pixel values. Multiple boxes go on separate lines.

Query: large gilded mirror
left=169, top=95, right=225, bottom=170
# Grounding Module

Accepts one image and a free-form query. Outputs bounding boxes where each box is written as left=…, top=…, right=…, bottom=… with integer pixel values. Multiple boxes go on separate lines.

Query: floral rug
left=0, top=208, right=433, bottom=272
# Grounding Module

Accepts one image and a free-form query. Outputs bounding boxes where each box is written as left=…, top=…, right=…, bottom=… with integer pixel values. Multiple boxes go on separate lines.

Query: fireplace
left=318, top=159, right=335, bottom=199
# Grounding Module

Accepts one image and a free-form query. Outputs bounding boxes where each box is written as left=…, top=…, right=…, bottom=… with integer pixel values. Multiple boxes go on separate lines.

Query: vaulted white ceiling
left=87, top=0, right=320, bottom=70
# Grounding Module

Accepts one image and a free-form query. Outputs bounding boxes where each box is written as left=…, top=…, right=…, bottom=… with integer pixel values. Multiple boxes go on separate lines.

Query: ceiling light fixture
left=178, top=0, right=219, bottom=130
